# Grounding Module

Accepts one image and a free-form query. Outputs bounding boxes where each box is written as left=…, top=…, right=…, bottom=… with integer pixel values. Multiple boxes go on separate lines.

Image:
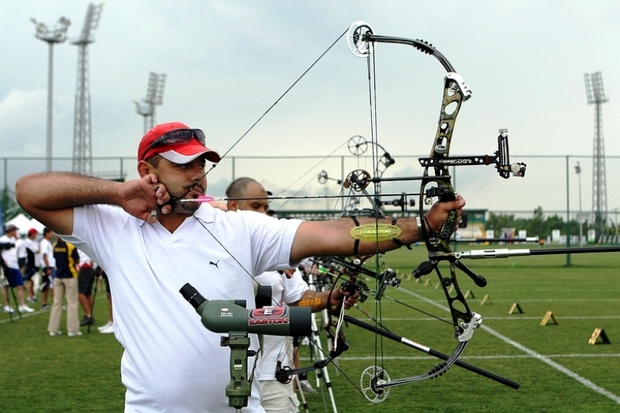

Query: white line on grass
left=398, top=286, right=620, bottom=405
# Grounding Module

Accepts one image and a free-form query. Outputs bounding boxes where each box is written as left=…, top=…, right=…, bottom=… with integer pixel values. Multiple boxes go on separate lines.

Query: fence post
left=565, top=156, right=571, bottom=266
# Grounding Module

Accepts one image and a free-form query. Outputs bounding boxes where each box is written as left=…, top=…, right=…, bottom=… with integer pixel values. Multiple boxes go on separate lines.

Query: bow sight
left=418, top=129, right=527, bottom=179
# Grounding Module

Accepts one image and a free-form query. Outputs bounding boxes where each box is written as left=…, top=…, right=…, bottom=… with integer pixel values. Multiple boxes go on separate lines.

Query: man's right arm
left=16, top=172, right=170, bottom=235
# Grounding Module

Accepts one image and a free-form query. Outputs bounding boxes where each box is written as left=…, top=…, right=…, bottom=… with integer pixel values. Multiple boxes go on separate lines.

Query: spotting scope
left=179, top=283, right=311, bottom=337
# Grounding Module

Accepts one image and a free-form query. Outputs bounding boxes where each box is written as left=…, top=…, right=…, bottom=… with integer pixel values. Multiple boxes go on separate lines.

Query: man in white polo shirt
left=16, top=121, right=464, bottom=412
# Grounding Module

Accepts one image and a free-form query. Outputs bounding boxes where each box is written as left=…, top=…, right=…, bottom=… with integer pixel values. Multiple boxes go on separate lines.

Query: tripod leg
left=308, top=310, right=338, bottom=413
left=293, top=374, right=310, bottom=413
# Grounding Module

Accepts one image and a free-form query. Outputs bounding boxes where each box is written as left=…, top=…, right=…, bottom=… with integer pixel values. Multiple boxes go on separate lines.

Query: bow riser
left=422, top=74, right=470, bottom=248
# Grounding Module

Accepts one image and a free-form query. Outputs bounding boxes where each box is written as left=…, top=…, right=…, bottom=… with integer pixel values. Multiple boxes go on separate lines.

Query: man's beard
left=177, top=201, right=200, bottom=214
left=174, top=181, right=205, bottom=214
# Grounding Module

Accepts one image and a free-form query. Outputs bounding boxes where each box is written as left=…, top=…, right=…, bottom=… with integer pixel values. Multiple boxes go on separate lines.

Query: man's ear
left=137, top=160, right=154, bottom=178
left=227, top=200, right=238, bottom=212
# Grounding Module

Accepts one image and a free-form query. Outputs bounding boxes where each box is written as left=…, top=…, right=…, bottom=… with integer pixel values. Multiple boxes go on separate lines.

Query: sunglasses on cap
left=141, top=128, right=207, bottom=160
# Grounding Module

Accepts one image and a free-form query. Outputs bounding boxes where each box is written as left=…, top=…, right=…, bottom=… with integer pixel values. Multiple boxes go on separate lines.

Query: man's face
left=230, top=182, right=269, bottom=214
left=148, top=156, right=208, bottom=215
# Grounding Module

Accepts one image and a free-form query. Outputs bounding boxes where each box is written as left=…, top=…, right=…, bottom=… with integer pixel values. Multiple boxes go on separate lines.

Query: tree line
left=484, top=206, right=616, bottom=239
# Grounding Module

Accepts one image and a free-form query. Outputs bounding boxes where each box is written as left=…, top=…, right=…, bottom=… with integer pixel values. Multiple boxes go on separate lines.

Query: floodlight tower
left=575, top=162, right=584, bottom=246
left=134, top=72, right=166, bottom=134
left=71, top=3, right=103, bottom=175
left=584, top=72, right=609, bottom=228
left=31, top=15, right=71, bottom=171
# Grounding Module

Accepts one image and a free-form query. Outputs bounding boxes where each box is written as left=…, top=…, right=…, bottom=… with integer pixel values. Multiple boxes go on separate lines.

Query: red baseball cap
left=137, top=122, right=220, bottom=164
left=28, top=228, right=38, bottom=236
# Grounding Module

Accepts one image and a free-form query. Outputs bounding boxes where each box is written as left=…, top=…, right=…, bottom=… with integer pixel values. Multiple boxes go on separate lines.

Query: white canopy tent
left=4, top=213, right=45, bottom=236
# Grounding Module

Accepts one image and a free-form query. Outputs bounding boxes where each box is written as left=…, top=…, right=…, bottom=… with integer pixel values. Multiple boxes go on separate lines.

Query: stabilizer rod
left=457, top=246, right=620, bottom=259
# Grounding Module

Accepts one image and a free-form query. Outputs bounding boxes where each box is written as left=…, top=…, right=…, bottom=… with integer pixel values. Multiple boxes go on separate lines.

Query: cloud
left=0, top=88, right=47, bottom=155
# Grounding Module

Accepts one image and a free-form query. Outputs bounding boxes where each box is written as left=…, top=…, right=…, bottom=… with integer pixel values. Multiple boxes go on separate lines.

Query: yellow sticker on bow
left=350, top=223, right=401, bottom=242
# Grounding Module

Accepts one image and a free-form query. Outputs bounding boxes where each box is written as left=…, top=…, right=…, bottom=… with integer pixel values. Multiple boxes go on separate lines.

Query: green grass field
left=1, top=244, right=619, bottom=412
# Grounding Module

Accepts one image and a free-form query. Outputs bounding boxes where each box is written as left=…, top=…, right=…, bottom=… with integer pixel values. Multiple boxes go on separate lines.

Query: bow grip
left=425, top=186, right=457, bottom=240
left=438, top=209, right=458, bottom=242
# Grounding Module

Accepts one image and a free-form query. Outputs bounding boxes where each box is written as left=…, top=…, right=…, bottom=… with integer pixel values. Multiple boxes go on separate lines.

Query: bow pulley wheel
left=343, top=169, right=371, bottom=191
left=360, top=365, right=391, bottom=403
left=347, top=21, right=374, bottom=57
left=347, top=135, right=368, bottom=156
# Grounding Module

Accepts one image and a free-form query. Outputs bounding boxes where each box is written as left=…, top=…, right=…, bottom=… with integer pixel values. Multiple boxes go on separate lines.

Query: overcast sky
left=1, top=0, right=619, bottom=218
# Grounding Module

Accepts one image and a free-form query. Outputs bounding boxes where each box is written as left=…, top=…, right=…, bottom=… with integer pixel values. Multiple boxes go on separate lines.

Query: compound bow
left=342, top=21, right=527, bottom=401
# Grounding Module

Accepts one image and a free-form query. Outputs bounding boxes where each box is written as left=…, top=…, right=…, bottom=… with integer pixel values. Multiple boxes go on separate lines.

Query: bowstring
left=191, top=216, right=260, bottom=287
left=364, top=35, right=389, bottom=385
